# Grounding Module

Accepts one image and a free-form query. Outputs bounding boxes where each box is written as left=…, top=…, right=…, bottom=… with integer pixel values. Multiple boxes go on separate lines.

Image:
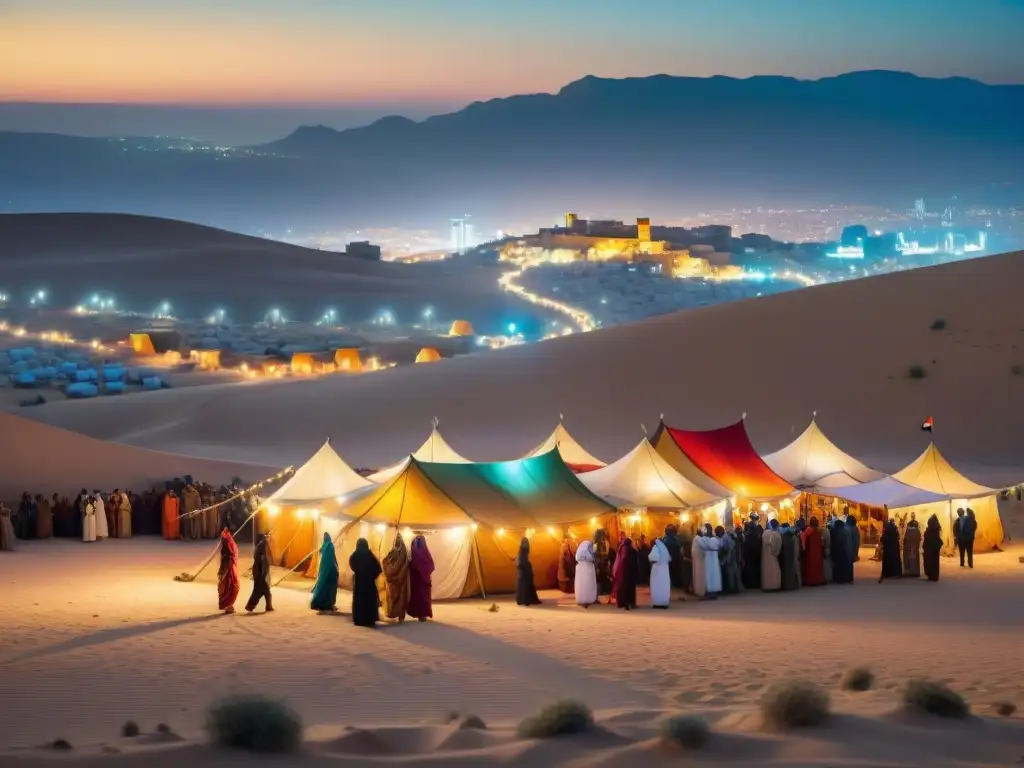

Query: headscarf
left=383, top=533, right=410, bottom=577
left=410, top=535, right=435, bottom=577
left=220, top=527, right=238, bottom=564
left=650, top=537, right=670, bottom=563
left=612, top=537, right=633, bottom=580
left=319, top=531, right=335, bottom=558
left=576, top=540, right=595, bottom=563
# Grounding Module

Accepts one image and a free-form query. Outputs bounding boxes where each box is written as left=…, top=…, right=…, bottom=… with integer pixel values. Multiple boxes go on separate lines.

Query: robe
left=557, top=539, right=576, bottom=594
left=204, top=500, right=220, bottom=539
left=741, top=523, right=762, bottom=590
left=0, top=506, right=15, bottom=550
left=648, top=539, right=672, bottom=607
left=636, top=538, right=652, bottom=587
left=820, top=524, right=833, bottom=583
left=183, top=488, right=202, bottom=540
left=16, top=497, right=36, bottom=539
left=161, top=493, right=180, bottom=540
left=82, top=501, right=97, bottom=542
left=94, top=496, right=109, bottom=539
left=350, top=543, right=383, bottom=627
left=594, top=537, right=613, bottom=597
left=662, top=530, right=685, bottom=589
left=382, top=536, right=411, bottom=620
left=116, top=494, right=132, bottom=538
left=923, top=522, right=942, bottom=582
left=779, top=529, right=801, bottom=590
left=690, top=535, right=706, bottom=597
left=73, top=494, right=85, bottom=539
left=613, top=541, right=638, bottom=609
left=902, top=524, right=922, bottom=578
left=800, top=526, right=825, bottom=586
left=761, top=529, right=782, bottom=591
left=574, top=541, right=598, bottom=606
left=697, top=536, right=722, bottom=595
left=408, top=538, right=435, bottom=620
left=831, top=522, right=854, bottom=584
left=847, top=518, right=861, bottom=562
left=719, top=534, right=741, bottom=594
left=53, top=498, right=74, bottom=538
left=104, top=495, right=117, bottom=538
left=244, top=537, right=273, bottom=611
left=879, top=524, right=903, bottom=580
left=516, top=542, right=542, bottom=606
left=35, top=498, right=53, bottom=539
left=310, top=537, right=340, bottom=612
left=217, top=530, right=240, bottom=611
left=678, top=529, right=694, bottom=592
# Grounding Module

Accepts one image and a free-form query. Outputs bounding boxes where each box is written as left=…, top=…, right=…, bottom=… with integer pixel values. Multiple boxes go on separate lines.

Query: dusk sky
left=3, top=0, right=1023, bottom=142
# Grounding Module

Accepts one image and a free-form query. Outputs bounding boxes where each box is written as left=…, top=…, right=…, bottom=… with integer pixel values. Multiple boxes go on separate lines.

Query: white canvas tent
left=525, top=418, right=606, bottom=470
left=369, top=423, right=470, bottom=483
left=267, top=439, right=371, bottom=505
left=764, top=418, right=884, bottom=488
left=581, top=438, right=724, bottom=510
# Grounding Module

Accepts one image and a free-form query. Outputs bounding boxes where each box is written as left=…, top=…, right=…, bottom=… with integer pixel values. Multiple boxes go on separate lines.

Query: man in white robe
left=574, top=540, right=598, bottom=607
left=82, top=497, right=97, bottom=542
left=93, top=492, right=109, bottom=539
left=698, top=524, right=723, bottom=597
left=648, top=537, right=672, bottom=609
left=690, top=532, right=706, bottom=598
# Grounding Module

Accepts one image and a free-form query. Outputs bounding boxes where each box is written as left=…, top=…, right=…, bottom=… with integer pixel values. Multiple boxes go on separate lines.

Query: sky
left=2, top=0, right=1023, bottom=142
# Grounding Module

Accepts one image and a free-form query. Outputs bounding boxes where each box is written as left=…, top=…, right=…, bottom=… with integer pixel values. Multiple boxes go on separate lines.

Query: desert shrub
left=206, top=694, right=303, bottom=754
left=156, top=723, right=172, bottom=734
left=50, top=739, right=72, bottom=751
left=930, top=318, right=947, bottom=331
left=660, top=715, right=710, bottom=750
left=760, top=680, right=830, bottom=730
left=121, top=720, right=140, bottom=738
left=993, top=701, right=1017, bottom=717
left=841, top=667, right=875, bottom=692
left=517, top=699, right=593, bottom=739
left=901, top=679, right=970, bottom=719
left=458, top=714, right=487, bottom=730
left=907, top=365, right=928, bottom=380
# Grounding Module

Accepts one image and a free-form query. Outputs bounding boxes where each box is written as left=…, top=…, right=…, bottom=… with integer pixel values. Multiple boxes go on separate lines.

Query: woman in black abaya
left=877, top=520, right=903, bottom=582
left=923, top=514, right=943, bottom=582
left=516, top=537, right=542, bottom=606
left=350, top=538, right=383, bottom=627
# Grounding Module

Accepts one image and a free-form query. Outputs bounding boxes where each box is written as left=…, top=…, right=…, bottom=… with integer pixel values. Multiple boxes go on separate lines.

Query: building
left=451, top=216, right=474, bottom=254
left=345, top=241, right=382, bottom=261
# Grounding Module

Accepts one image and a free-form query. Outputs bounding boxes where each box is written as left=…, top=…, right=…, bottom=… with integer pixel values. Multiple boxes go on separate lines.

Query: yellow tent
left=448, top=319, right=475, bottom=337
left=333, top=348, right=363, bottom=373
left=415, top=347, right=442, bottom=363
left=129, top=333, right=156, bottom=356
left=291, top=352, right=317, bottom=375
left=191, top=349, right=221, bottom=371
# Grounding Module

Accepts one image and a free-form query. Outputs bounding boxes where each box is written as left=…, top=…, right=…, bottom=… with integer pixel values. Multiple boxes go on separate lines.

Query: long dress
left=0, top=505, right=15, bottom=550
left=613, top=540, right=638, bottom=609
left=879, top=523, right=903, bottom=580
left=636, top=536, right=651, bottom=587
left=648, top=539, right=672, bottom=607
left=516, top=538, right=542, bottom=606
left=310, top=535, right=340, bottom=611
left=847, top=517, right=861, bottom=562
left=35, top=497, right=53, bottom=539
left=902, top=523, right=922, bottom=577
left=217, top=529, right=240, bottom=612
left=16, top=496, right=36, bottom=539
left=161, top=493, right=180, bottom=540
left=780, top=529, right=801, bottom=590
left=408, top=536, right=435, bottom=620
left=690, top=535, right=706, bottom=597
left=741, top=523, right=762, bottom=589
left=382, top=534, right=411, bottom=620
left=594, top=534, right=612, bottom=597
left=184, top=487, right=202, bottom=540
left=116, top=493, right=132, bottom=538
left=82, top=500, right=97, bottom=542
left=244, top=535, right=273, bottom=611
left=94, top=496, right=109, bottom=539
left=557, top=538, right=576, bottom=594
left=574, top=540, right=598, bottom=606
left=53, top=497, right=73, bottom=538
left=761, top=528, right=782, bottom=591
left=719, top=533, right=741, bottom=594
left=662, top=528, right=684, bottom=589
left=350, top=539, right=382, bottom=627
left=831, top=522, right=854, bottom=584
left=923, top=518, right=942, bottom=582
left=698, top=535, right=722, bottom=594
left=820, top=524, right=833, bottom=583
left=800, top=526, right=825, bottom=586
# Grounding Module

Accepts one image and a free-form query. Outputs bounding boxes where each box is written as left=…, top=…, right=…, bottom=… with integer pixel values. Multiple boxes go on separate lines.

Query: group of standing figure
left=214, top=529, right=437, bottom=628
left=877, top=511, right=955, bottom=582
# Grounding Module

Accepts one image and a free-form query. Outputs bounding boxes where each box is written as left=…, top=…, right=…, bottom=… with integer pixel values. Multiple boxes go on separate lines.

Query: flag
left=921, top=416, right=934, bottom=432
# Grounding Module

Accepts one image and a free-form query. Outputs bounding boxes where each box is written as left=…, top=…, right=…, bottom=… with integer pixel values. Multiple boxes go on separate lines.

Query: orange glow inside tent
left=291, top=352, right=316, bottom=374
left=129, top=333, right=156, bottom=356
left=334, top=348, right=363, bottom=372
left=192, top=349, right=221, bottom=370
left=448, top=319, right=475, bottom=336
left=658, top=420, right=795, bottom=499
left=415, top=347, right=442, bottom=363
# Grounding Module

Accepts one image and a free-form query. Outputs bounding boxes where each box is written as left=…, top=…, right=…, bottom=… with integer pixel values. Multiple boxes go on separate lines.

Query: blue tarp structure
left=104, top=381, right=126, bottom=394
left=102, top=366, right=125, bottom=383
left=14, top=372, right=37, bottom=387
left=31, top=366, right=58, bottom=381
left=66, top=382, right=99, bottom=398
left=141, top=376, right=164, bottom=391
left=59, top=362, right=79, bottom=376
left=73, top=369, right=99, bottom=383
left=8, top=348, right=38, bottom=362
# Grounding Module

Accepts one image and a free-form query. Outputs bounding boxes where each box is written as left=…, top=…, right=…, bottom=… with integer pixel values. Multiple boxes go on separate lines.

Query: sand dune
left=1, top=539, right=1024, bottom=766
left=0, top=213, right=544, bottom=333
left=21, top=250, right=1024, bottom=484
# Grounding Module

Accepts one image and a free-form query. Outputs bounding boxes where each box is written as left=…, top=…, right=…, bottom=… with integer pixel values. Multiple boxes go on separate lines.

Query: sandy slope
left=22, top=249, right=1024, bottom=483
left=1, top=539, right=1023, bottom=766
left=0, top=213, right=544, bottom=333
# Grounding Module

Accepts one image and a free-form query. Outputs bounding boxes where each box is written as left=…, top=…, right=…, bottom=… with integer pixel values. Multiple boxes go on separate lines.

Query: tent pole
left=470, top=529, right=488, bottom=600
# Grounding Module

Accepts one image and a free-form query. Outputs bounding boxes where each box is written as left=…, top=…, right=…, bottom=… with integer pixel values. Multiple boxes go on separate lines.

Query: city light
left=207, top=308, right=227, bottom=324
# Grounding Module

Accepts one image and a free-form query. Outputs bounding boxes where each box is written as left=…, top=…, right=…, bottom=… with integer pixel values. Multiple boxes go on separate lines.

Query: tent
left=369, top=422, right=470, bottom=483
left=258, top=440, right=372, bottom=570
left=415, top=347, right=442, bottom=363
left=448, top=320, right=475, bottom=337
left=316, top=450, right=618, bottom=598
left=523, top=418, right=606, bottom=472
left=333, top=348, right=363, bottom=372
left=129, top=333, right=156, bottom=356
left=290, top=352, right=318, bottom=375
left=827, top=443, right=1006, bottom=552
left=191, top=349, right=222, bottom=371
left=764, top=418, right=884, bottom=488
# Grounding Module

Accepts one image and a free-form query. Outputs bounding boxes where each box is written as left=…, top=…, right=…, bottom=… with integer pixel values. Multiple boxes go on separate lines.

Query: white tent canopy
left=764, top=418, right=884, bottom=488
left=824, top=476, right=949, bottom=510
left=525, top=419, right=606, bottom=468
left=893, top=443, right=997, bottom=499
left=268, top=440, right=370, bottom=505
left=369, top=424, right=470, bottom=483
left=581, top=438, right=724, bottom=509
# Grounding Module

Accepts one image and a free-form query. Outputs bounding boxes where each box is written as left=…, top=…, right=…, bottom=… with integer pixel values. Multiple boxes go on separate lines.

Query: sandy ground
left=2, top=538, right=1024, bottom=766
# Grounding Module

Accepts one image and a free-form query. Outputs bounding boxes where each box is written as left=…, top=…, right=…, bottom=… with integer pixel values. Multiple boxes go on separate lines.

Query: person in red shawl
left=800, top=517, right=826, bottom=587
left=612, top=537, right=638, bottom=610
left=161, top=490, right=180, bottom=540
left=217, top=528, right=240, bottom=613
left=407, top=535, right=435, bottom=621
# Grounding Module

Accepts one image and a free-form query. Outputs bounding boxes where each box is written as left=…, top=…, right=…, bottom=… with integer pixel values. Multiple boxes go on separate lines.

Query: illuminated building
left=451, top=216, right=474, bottom=254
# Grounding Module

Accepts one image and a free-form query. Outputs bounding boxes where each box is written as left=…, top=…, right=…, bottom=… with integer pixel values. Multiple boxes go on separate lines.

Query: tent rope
left=173, top=505, right=260, bottom=582
left=175, top=467, right=294, bottom=520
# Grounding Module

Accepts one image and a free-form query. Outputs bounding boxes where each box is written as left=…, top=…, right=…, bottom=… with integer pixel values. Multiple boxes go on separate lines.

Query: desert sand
left=20, top=249, right=1024, bottom=484
left=2, top=537, right=1024, bottom=766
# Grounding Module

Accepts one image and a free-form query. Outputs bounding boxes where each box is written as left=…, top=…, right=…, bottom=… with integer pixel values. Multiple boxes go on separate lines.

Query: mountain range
left=2, top=71, right=1022, bottom=233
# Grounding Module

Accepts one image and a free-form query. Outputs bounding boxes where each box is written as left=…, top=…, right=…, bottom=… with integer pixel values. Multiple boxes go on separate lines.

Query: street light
left=507, top=322, right=517, bottom=335
left=423, top=306, right=433, bottom=332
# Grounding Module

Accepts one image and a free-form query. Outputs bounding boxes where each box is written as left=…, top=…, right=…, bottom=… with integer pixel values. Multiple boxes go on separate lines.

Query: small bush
left=760, top=680, right=830, bottom=730
left=930, top=318, right=947, bottom=331
left=993, top=701, right=1017, bottom=717
left=206, top=694, right=303, bottom=754
left=841, top=667, right=875, bottom=692
left=458, top=714, right=487, bottom=730
left=517, top=699, right=593, bottom=739
left=901, top=679, right=970, bottom=719
left=660, top=715, right=710, bottom=750
left=907, top=365, right=928, bottom=380
left=50, top=739, right=73, bottom=751
left=121, top=720, right=140, bottom=738
left=156, top=723, right=172, bottom=734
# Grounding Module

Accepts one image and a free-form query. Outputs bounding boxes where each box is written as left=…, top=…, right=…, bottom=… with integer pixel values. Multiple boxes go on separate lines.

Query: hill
left=21, top=250, right=1024, bottom=485
left=0, top=213, right=541, bottom=332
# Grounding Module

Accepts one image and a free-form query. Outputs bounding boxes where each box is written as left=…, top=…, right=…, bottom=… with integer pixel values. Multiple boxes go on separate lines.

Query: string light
left=311, top=508, right=320, bottom=519
left=401, top=527, right=413, bottom=540
left=296, top=509, right=306, bottom=519
left=375, top=523, right=387, bottom=533
left=470, top=522, right=478, bottom=531
left=496, top=528, right=505, bottom=536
